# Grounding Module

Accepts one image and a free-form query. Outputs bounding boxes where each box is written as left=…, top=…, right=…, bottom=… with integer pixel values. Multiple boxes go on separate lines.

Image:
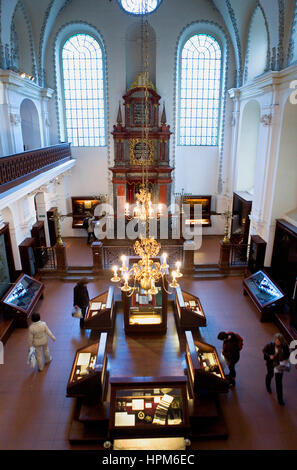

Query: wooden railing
left=0, top=143, right=72, bottom=193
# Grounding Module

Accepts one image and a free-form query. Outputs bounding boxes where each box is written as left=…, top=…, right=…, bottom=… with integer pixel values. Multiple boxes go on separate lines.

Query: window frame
left=177, top=32, right=224, bottom=147
left=59, top=31, right=107, bottom=148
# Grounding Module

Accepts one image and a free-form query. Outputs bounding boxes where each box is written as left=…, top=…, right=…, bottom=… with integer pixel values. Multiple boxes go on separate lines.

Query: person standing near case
left=217, top=331, right=242, bottom=386
left=263, top=333, right=290, bottom=406
left=73, top=278, right=90, bottom=328
left=28, top=313, right=56, bottom=372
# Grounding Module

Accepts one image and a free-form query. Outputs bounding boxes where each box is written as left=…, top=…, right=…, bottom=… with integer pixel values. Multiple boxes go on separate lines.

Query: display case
left=185, top=330, right=229, bottom=396
left=123, top=284, right=167, bottom=334
left=19, top=238, right=37, bottom=277
left=84, top=286, right=115, bottom=331
left=231, top=191, right=252, bottom=244
left=175, top=286, right=206, bottom=328
left=47, top=207, right=57, bottom=246
left=183, top=195, right=212, bottom=227
left=247, top=235, right=267, bottom=274
left=67, top=332, right=109, bottom=399
left=31, top=221, right=48, bottom=268
left=71, top=196, right=100, bottom=228
left=109, top=376, right=190, bottom=439
left=1, top=273, right=44, bottom=327
left=243, top=270, right=285, bottom=322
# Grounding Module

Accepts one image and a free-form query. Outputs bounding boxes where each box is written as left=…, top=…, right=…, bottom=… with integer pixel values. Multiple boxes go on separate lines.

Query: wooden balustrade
left=0, top=143, right=72, bottom=193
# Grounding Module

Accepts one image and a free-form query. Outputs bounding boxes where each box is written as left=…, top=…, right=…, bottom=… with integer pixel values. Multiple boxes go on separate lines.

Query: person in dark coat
left=217, top=331, right=241, bottom=386
left=73, top=278, right=90, bottom=328
left=263, top=333, right=290, bottom=406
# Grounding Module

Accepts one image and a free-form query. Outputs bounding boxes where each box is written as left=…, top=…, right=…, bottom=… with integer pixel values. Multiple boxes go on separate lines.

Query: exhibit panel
left=185, top=330, right=229, bottom=396
left=175, top=286, right=206, bottom=328
left=84, top=286, right=115, bottom=331
left=67, top=332, right=109, bottom=399
left=183, top=195, right=212, bottom=227
left=109, top=376, right=190, bottom=440
left=243, top=270, right=285, bottom=322
left=1, top=274, right=44, bottom=327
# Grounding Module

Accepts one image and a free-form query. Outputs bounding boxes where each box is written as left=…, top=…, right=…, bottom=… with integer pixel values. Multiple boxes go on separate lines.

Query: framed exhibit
left=183, top=195, right=212, bottom=227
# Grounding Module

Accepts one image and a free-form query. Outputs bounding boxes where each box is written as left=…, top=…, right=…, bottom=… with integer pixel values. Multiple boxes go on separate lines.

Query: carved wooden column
left=55, top=242, right=67, bottom=272
left=218, top=240, right=231, bottom=273
left=92, top=241, right=103, bottom=272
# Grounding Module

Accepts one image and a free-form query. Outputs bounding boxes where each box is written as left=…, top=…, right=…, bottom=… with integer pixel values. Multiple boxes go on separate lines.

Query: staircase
left=192, top=264, right=246, bottom=279
left=39, top=266, right=110, bottom=282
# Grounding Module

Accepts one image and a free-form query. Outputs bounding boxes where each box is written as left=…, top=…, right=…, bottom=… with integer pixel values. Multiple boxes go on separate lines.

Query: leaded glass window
left=179, top=34, right=222, bottom=146
left=61, top=33, right=105, bottom=147
left=119, top=0, right=161, bottom=15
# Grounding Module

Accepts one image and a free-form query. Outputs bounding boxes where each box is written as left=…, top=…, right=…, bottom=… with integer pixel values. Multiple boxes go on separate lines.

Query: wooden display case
left=84, top=286, right=115, bottom=331
left=46, top=207, right=57, bottom=246
left=248, top=235, right=267, bottom=274
left=19, top=237, right=37, bottom=277
left=175, top=286, right=206, bottom=328
left=243, top=270, right=285, bottom=322
left=67, top=332, right=109, bottom=399
left=231, top=191, right=252, bottom=244
left=71, top=196, right=100, bottom=228
left=122, top=284, right=168, bottom=334
left=109, top=376, right=190, bottom=440
left=31, top=221, right=48, bottom=268
left=1, top=273, right=44, bottom=327
left=185, top=330, right=229, bottom=396
left=183, top=195, right=212, bottom=227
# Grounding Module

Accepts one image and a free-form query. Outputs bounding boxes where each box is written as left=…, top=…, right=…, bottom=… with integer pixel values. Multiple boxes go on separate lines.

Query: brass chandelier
left=110, top=1, right=183, bottom=296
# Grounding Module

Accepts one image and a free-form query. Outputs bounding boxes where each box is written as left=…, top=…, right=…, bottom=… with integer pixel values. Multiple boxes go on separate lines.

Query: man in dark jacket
left=73, top=278, right=90, bottom=328
left=218, top=331, right=241, bottom=386
left=263, top=333, right=290, bottom=406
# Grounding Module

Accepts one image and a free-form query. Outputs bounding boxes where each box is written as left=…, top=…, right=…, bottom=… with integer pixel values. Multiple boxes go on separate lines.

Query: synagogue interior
left=0, top=0, right=296, bottom=452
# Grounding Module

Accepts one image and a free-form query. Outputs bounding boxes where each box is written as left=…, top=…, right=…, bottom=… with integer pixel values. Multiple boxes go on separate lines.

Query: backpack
left=82, top=217, right=89, bottom=230
left=227, top=331, right=243, bottom=351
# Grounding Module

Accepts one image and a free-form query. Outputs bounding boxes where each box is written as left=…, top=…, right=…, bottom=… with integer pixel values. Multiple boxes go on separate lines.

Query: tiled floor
left=0, top=276, right=296, bottom=450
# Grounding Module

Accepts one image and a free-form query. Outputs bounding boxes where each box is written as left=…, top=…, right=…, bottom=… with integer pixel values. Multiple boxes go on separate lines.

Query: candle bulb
left=111, top=265, right=120, bottom=283
left=169, top=270, right=179, bottom=289
left=175, top=261, right=183, bottom=278
left=121, top=255, right=127, bottom=272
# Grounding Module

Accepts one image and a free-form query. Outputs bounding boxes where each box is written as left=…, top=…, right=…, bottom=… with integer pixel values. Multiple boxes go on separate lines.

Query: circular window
left=119, top=0, right=161, bottom=15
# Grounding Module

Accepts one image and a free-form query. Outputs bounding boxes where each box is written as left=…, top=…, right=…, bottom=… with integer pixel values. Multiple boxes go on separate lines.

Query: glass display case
left=109, top=376, right=190, bottom=439
left=71, top=196, right=100, bottom=228
left=1, top=273, right=44, bottom=327
left=175, top=286, right=206, bottom=328
left=123, top=278, right=168, bottom=333
left=185, top=330, right=229, bottom=396
left=67, top=333, right=109, bottom=399
left=183, top=195, right=212, bottom=227
left=243, top=270, right=285, bottom=321
left=84, top=286, right=115, bottom=331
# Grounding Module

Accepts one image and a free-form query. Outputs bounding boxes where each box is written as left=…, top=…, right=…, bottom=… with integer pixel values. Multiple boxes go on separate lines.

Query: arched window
left=61, top=33, right=105, bottom=147
left=119, top=0, right=161, bottom=15
left=178, top=34, right=222, bottom=146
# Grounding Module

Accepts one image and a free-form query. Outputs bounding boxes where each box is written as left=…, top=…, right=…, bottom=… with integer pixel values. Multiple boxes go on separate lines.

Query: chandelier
left=110, top=1, right=183, bottom=296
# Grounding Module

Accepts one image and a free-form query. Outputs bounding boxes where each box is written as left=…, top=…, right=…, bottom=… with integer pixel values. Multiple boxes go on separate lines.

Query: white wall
left=245, top=7, right=268, bottom=82
left=236, top=100, right=260, bottom=192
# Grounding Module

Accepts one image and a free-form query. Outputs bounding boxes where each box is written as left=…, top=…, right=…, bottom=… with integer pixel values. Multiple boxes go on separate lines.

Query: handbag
left=27, top=347, right=37, bottom=369
left=72, top=306, right=83, bottom=318
left=274, top=360, right=291, bottom=373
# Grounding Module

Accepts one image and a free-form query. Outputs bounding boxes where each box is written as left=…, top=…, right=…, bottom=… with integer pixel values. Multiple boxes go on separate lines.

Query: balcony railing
left=0, top=143, right=72, bottom=193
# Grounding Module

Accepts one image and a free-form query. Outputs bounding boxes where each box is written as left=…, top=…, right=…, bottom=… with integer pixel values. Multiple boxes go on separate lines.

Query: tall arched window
left=179, top=34, right=222, bottom=146
left=61, top=33, right=105, bottom=147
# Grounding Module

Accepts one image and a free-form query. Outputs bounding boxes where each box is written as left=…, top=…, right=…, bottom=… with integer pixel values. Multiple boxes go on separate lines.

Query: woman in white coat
left=28, top=312, right=56, bottom=371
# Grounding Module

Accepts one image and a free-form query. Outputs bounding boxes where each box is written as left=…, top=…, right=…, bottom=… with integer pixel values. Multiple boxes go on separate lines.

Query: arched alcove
left=20, top=99, right=41, bottom=151
left=236, top=100, right=260, bottom=193
left=272, top=98, right=297, bottom=221
left=245, top=7, right=269, bottom=83
left=125, top=21, right=156, bottom=88
left=11, top=1, right=37, bottom=78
